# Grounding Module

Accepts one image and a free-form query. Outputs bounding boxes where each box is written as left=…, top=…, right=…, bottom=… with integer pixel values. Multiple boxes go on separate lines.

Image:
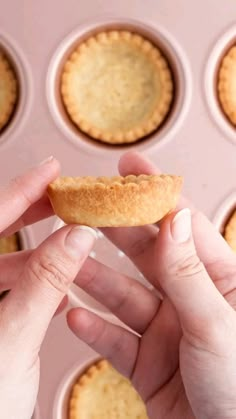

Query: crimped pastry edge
left=69, top=359, right=148, bottom=419
left=0, top=51, right=18, bottom=130
left=49, top=174, right=178, bottom=188
left=47, top=174, right=183, bottom=227
left=61, top=30, right=174, bottom=144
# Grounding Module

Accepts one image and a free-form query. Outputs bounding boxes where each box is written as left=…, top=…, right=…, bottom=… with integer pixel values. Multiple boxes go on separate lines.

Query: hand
left=0, top=157, right=96, bottom=419
left=67, top=152, right=236, bottom=419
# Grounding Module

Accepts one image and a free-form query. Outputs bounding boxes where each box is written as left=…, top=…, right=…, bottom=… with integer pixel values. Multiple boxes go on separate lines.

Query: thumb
left=0, top=225, right=96, bottom=353
left=155, top=208, right=233, bottom=346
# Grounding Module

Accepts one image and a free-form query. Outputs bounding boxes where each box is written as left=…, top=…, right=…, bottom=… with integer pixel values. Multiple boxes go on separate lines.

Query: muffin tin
left=0, top=1, right=235, bottom=418
left=46, top=18, right=191, bottom=152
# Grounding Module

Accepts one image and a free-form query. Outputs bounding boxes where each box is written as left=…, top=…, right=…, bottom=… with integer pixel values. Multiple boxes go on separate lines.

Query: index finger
left=0, top=156, right=60, bottom=234
left=1, top=194, right=53, bottom=238
left=102, top=151, right=234, bottom=284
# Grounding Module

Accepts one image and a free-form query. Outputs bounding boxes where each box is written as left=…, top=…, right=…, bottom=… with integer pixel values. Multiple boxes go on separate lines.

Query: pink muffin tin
left=0, top=1, right=235, bottom=418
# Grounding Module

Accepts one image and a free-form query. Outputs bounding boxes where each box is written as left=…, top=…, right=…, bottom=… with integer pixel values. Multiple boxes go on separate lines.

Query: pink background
left=0, top=1, right=235, bottom=417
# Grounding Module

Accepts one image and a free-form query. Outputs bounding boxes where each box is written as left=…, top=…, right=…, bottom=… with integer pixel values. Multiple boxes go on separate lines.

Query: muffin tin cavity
left=47, top=19, right=191, bottom=154
left=0, top=47, right=18, bottom=133
left=0, top=34, right=32, bottom=147
left=213, top=191, right=236, bottom=252
left=53, top=355, right=100, bottom=419
left=205, top=25, right=236, bottom=145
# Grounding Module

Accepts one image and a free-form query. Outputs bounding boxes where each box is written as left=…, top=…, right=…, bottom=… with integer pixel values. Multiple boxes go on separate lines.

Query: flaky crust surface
left=224, top=209, right=236, bottom=252
left=69, top=359, right=148, bottom=419
left=47, top=174, right=183, bottom=227
left=61, top=30, right=173, bottom=144
left=0, top=52, right=18, bottom=131
left=218, top=45, right=236, bottom=125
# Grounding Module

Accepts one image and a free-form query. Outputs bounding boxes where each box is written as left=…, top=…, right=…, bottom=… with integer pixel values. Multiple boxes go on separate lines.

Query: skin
left=0, top=157, right=96, bottom=419
left=67, top=152, right=236, bottom=419
left=1, top=152, right=236, bottom=419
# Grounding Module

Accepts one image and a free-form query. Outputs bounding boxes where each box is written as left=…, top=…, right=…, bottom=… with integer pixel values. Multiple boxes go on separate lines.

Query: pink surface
left=0, top=1, right=235, bottom=418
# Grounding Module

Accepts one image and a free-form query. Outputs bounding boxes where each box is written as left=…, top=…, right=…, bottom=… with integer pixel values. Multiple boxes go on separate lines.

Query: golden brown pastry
left=224, top=209, right=236, bottom=252
left=61, top=30, right=174, bottom=144
left=218, top=45, right=236, bottom=125
left=69, top=359, right=148, bottom=419
left=47, top=174, right=183, bottom=227
left=0, top=233, right=20, bottom=254
left=0, top=51, right=18, bottom=131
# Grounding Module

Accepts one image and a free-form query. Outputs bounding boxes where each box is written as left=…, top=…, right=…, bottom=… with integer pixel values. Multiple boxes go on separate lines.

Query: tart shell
left=218, top=45, right=236, bottom=125
left=224, top=209, right=236, bottom=252
left=69, top=359, right=148, bottom=419
left=47, top=174, right=183, bottom=227
left=0, top=52, right=18, bottom=131
left=61, top=30, right=174, bottom=144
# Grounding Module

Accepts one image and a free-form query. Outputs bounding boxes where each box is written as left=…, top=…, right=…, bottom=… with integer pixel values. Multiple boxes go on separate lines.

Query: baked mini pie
left=0, top=51, right=18, bottom=131
left=0, top=233, right=20, bottom=254
left=69, top=359, right=148, bottom=419
left=218, top=45, right=236, bottom=125
left=47, top=174, right=183, bottom=227
left=61, top=30, right=174, bottom=144
left=223, top=209, right=236, bottom=252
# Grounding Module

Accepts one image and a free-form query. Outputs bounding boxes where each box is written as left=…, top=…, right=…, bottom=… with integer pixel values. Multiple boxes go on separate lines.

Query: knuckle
left=27, top=254, right=73, bottom=293
left=170, top=252, right=204, bottom=279
left=110, top=334, right=126, bottom=357
left=111, top=282, right=133, bottom=314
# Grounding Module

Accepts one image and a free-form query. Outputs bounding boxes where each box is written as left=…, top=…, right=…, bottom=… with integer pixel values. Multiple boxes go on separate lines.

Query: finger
left=101, top=151, right=180, bottom=283
left=75, top=256, right=160, bottom=333
left=132, top=299, right=181, bottom=401
left=0, top=251, right=69, bottom=317
left=0, top=288, right=68, bottom=316
left=0, top=156, right=60, bottom=233
left=154, top=208, right=234, bottom=348
left=54, top=295, right=68, bottom=315
left=0, top=225, right=96, bottom=354
left=0, top=249, right=68, bottom=315
left=1, top=195, right=53, bottom=237
left=119, top=152, right=235, bottom=266
left=103, top=151, right=235, bottom=291
left=101, top=225, right=161, bottom=287
left=67, top=308, right=138, bottom=377
left=0, top=251, right=32, bottom=290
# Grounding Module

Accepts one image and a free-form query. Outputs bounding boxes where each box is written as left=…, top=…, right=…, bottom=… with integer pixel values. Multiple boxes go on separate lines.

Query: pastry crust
left=0, top=233, right=20, bottom=254
left=0, top=51, right=18, bottom=131
left=224, top=209, right=236, bottom=252
left=47, top=174, right=183, bottom=227
left=69, top=359, right=148, bottom=419
left=61, top=30, right=174, bottom=144
left=218, top=45, right=236, bottom=125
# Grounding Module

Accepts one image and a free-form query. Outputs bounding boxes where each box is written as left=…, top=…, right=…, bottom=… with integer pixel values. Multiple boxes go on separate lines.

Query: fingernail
left=38, top=156, right=54, bottom=166
left=171, top=208, right=191, bottom=243
left=65, top=226, right=97, bottom=257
